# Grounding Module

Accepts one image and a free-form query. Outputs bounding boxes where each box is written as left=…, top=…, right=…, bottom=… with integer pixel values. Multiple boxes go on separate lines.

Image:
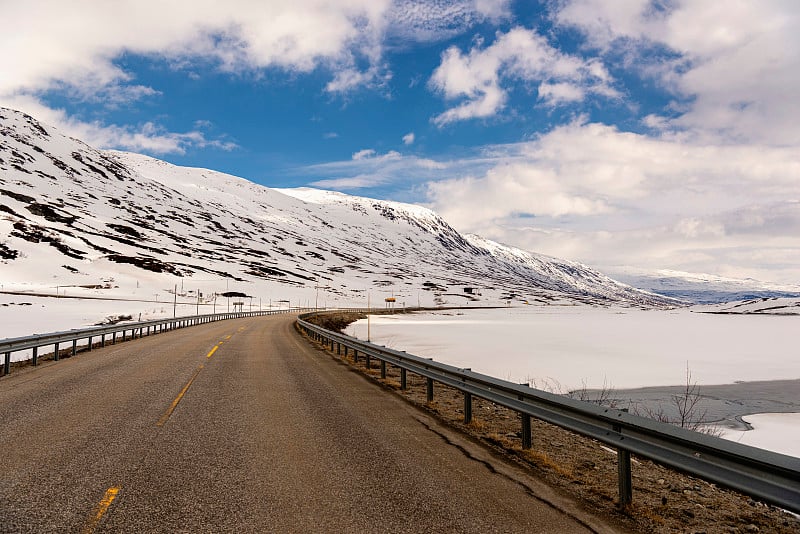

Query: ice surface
left=347, top=307, right=799, bottom=457
left=346, top=307, right=798, bottom=389
left=719, top=413, right=800, bottom=458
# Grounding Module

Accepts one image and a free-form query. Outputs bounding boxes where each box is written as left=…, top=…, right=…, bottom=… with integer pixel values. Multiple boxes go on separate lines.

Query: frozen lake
left=346, top=307, right=798, bottom=390
left=346, top=306, right=800, bottom=457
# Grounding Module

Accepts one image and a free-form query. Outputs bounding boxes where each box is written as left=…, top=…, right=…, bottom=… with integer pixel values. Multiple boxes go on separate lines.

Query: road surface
left=0, top=315, right=619, bottom=533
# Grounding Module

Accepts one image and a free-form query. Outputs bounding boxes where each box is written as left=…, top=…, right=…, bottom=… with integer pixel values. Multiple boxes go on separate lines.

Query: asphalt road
left=0, top=315, right=619, bottom=533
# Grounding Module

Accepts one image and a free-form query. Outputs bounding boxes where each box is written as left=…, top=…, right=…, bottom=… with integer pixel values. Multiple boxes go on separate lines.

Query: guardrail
left=297, top=311, right=800, bottom=513
left=1, top=308, right=312, bottom=376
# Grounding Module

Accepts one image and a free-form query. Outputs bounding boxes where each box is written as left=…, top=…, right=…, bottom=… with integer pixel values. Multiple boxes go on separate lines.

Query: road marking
left=206, top=345, right=219, bottom=359
left=225, top=334, right=232, bottom=340
left=82, top=486, right=120, bottom=534
left=157, top=365, right=204, bottom=427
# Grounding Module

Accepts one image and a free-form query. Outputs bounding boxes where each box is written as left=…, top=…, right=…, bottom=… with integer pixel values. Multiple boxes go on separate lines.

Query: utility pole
left=173, top=284, right=177, bottom=318
left=367, top=291, right=371, bottom=342
left=196, top=291, right=200, bottom=316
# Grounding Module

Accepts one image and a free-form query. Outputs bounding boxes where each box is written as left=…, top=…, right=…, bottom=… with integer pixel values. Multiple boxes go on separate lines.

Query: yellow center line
left=157, top=364, right=204, bottom=427
left=206, top=345, right=219, bottom=359
left=82, top=486, right=120, bottom=534
left=225, top=334, right=232, bottom=340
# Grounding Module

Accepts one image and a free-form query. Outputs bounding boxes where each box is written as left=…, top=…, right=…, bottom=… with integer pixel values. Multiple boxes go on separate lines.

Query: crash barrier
left=1, top=308, right=312, bottom=376
left=297, top=311, right=800, bottom=513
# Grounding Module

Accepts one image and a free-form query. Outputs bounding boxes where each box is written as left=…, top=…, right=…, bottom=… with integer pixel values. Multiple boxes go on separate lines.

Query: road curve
left=0, top=315, right=619, bottom=533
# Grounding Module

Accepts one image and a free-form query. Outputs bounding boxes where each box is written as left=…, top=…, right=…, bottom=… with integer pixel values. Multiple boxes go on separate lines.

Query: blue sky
left=2, top=1, right=799, bottom=285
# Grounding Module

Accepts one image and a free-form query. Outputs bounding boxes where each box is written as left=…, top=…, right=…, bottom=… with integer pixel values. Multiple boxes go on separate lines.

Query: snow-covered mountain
left=607, top=268, right=800, bottom=304
left=0, top=107, right=673, bottom=334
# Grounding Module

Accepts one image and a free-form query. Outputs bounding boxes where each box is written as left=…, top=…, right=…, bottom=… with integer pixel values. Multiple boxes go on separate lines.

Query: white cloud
left=402, top=132, right=415, bottom=144
left=310, top=175, right=381, bottom=189
left=428, top=27, right=618, bottom=125
left=352, top=148, right=377, bottom=160
left=298, top=150, right=448, bottom=190
left=1, top=94, right=236, bottom=155
left=423, top=120, right=800, bottom=284
left=553, top=0, right=800, bottom=144
left=537, top=82, right=585, bottom=105
left=386, top=0, right=511, bottom=43
left=0, top=0, right=394, bottom=153
left=474, top=0, right=512, bottom=21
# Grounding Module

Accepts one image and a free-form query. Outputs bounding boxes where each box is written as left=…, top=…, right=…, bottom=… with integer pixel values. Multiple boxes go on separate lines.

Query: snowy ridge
left=693, top=297, right=800, bottom=315
left=0, top=107, right=673, bottom=334
left=464, top=234, right=671, bottom=305
left=607, top=267, right=800, bottom=304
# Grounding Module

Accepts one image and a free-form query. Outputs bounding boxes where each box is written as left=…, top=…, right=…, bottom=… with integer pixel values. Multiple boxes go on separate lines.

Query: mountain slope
left=0, top=107, right=673, bottom=331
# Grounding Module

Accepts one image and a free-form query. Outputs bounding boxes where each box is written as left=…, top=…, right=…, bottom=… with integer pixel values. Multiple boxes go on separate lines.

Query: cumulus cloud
left=352, top=149, right=378, bottom=160
left=428, top=27, right=618, bottom=125
left=0, top=0, right=394, bottom=153
left=402, top=132, right=415, bottom=144
left=553, top=0, right=800, bottom=144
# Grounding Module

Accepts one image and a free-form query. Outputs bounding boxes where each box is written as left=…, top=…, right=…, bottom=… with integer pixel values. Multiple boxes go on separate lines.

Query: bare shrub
left=634, top=363, right=722, bottom=437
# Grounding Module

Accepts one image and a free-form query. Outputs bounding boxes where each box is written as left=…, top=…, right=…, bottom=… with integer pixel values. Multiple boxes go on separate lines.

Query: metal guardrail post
left=32, top=346, right=38, bottom=366
left=618, top=449, right=632, bottom=507
left=3, top=352, right=9, bottom=375
left=426, top=377, right=434, bottom=402
left=464, top=392, right=472, bottom=424
left=521, top=414, right=532, bottom=449
left=380, top=360, right=386, bottom=379
left=101, top=333, right=106, bottom=347
left=353, top=349, right=358, bottom=363
left=365, top=352, right=371, bottom=369
left=72, top=339, right=77, bottom=356
left=615, top=410, right=633, bottom=507
left=88, top=336, right=92, bottom=351
left=54, top=342, right=59, bottom=362
left=400, top=368, right=407, bottom=389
